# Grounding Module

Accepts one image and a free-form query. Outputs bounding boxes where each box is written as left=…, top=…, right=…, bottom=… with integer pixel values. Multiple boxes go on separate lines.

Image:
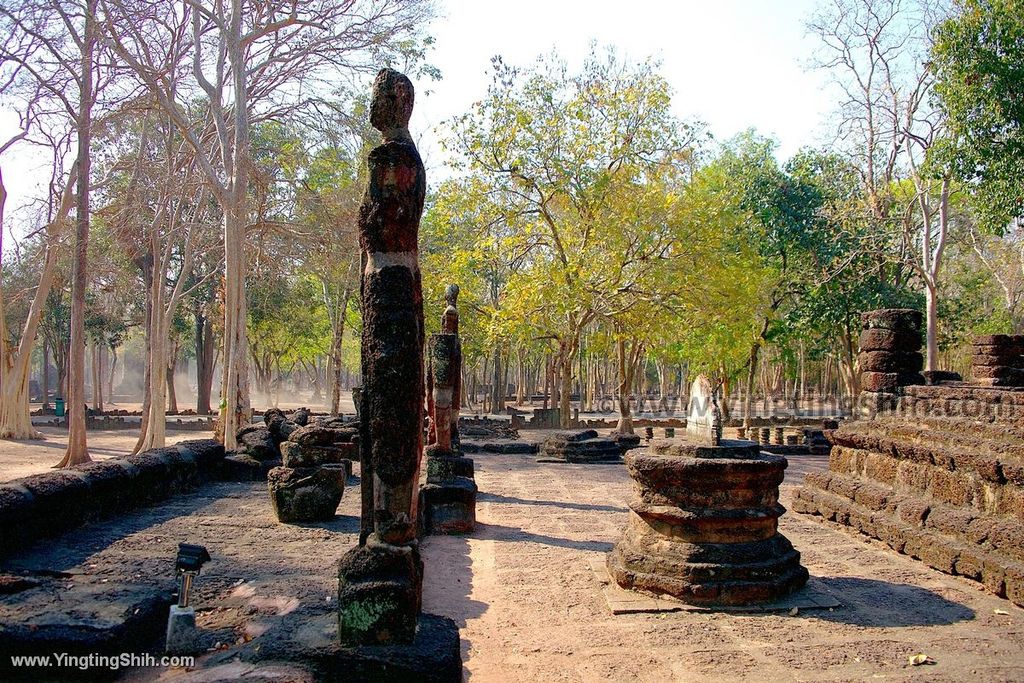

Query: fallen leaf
left=908, top=653, right=935, bottom=666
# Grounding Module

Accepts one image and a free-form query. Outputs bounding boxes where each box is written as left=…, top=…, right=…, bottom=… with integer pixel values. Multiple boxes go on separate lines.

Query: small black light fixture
left=174, top=543, right=211, bottom=608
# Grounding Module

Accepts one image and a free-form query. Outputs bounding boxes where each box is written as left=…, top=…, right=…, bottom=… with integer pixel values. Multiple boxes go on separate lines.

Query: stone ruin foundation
left=972, top=334, right=1024, bottom=387
left=858, top=308, right=925, bottom=416
left=267, top=423, right=355, bottom=523
left=607, top=376, right=808, bottom=605
left=540, top=429, right=623, bottom=463
left=794, top=311, right=1024, bottom=607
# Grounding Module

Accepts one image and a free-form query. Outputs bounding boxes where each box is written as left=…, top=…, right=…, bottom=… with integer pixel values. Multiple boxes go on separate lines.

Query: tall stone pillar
left=421, top=284, right=477, bottom=534
left=337, top=68, right=426, bottom=646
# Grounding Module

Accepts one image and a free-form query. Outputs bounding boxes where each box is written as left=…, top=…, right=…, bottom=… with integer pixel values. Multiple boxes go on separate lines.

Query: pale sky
left=0, top=0, right=837, bottom=236
left=411, top=0, right=837, bottom=172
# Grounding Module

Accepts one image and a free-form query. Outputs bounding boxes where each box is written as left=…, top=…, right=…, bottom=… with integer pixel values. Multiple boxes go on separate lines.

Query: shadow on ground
left=809, top=575, right=975, bottom=627
left=421, top=532, right=489, bottom=681
left=477, top=491, right=627, bottom=514
left=475, top=521, right=613, bottom=552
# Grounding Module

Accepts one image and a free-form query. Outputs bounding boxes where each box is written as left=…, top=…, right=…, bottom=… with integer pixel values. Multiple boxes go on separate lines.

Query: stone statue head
left=369, top=68, right=414, bottom=134
left=445, top=283, right=460, bottom=307
left=441, top=284, right=460, bottom=334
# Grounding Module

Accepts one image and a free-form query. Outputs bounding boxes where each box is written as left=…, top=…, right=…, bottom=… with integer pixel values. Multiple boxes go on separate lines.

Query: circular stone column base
left=607, top=440, right=808, bottom=605
left=607, top=531, right=808, bottom=605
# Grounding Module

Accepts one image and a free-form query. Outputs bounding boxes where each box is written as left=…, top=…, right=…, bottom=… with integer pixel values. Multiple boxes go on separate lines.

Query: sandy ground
left=0, top=427, right=200, bottom=483
left=421, top=449, right=1024, bottom=682
left=4, top=430, right=1024, bottom=682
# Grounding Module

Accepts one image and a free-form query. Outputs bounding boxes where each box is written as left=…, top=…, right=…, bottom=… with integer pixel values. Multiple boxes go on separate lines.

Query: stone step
left=793, top=481, right=1024, bottom=606
left=819, top=450, right=1024, bottom=520
left=829, top=421, right=1024, bottom=486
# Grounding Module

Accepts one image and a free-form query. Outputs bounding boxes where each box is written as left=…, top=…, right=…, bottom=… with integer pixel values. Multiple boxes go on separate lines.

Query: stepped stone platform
left=539, top=430, right=622, bottom=463
left=608, top=439, right=807, bottom=605
left=899, top=383, right=1024, bottom=420
left=793, top=395, right=1024, bottom=606
left=610, top=432, right=642, bottom=453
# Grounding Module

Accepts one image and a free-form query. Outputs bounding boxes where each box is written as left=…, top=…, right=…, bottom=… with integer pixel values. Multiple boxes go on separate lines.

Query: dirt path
left=4, top=442, right=1023, bottom=681
left=0, top=428, right=199, bottom=483
left=421, top=451, right=1024, bottom=682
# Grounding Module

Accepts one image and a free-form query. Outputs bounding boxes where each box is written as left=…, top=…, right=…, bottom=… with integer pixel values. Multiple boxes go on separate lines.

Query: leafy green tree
left=712, top=134, right=827, bottom=425
left=444, top=47, right=703, bottom=427
left=932, top=0, right=1024, bottom=233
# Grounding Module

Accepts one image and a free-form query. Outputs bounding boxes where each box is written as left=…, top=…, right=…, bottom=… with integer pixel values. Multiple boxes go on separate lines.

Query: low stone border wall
left=793, top=412, right=1024, bottom=606
left=0, top=439, right=225, bottom=557
left=34, top=417, right=217, bottom=432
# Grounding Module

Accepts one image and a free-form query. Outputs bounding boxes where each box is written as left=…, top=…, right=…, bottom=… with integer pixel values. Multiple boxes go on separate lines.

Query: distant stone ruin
left=858, top=309, right=925, bottom=415
left=972, top=334, right=1024, bottom=387
left=540, top=429, right=622, bottom=463
left=607, top=375, right=808, bottom=605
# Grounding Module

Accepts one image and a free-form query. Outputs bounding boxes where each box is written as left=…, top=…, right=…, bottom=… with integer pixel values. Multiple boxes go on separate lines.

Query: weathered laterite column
left=337, top=68, right=427, bottom=646
left=420, top=284, right=477, bottom=534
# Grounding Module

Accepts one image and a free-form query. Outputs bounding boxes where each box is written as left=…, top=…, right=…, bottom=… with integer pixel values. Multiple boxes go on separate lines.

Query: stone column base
left=337, top=540, right=423, bottom=645
left=420, top=454, right=477, bottom=535
left=607, top=440, right=808, bottom=606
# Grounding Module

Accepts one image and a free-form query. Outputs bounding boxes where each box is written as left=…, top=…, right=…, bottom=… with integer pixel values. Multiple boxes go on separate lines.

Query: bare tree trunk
left=559, top=356, right=571, bottom=427
left=615, top=336, right=635, bottom=435
left=219, top=195, right=251, bottom=447
left=742, top=342, right=760, bottom=430
left=195, top=307, right=214, bottom=414
left=558, top=341, right=575, bottom=428
left=0, top=247, right=58, bottom=439
left=0, top=165, right=72, bottom=438
left=56, top=1, right=95, bottom=468
left=490, top=345, right=502, bottom=414
left=925, top=282, right=939, bottom=372
left=166, top=359, right=178, bottom=415
left=42, top=339, right=51, bottom=409
left=107, top=345, right=116, bottom=400
left=329, top=287, right=352, bottom=415
left=94, top=343, right=104, bottom=412
left=542, top=353, right=550, bottom=410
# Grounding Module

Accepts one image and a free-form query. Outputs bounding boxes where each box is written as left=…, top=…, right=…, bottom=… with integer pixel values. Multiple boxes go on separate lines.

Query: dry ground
left=422, top=450, right=1024, bottom=682
left=3, top=430, right=1023, bottom=681
left=0, top=427, right=197, bottom=482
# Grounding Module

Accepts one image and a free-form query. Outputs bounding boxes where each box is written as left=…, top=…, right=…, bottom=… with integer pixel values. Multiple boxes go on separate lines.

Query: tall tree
left=446, top=48, right=702, bottom=426
left=809, top=0, right=952, bottom=372
left=932, top=0, right=1024, bottom=234
left=103, top=112, right=216, bottom=452
left=0, top=165, right=78, bottom=440
left=102, top=0, right=435, bottom=447
left=1, top=0, right=121, bottom=465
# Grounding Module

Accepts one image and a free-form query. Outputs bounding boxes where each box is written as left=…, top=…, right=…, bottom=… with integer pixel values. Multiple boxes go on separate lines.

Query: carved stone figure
left=420, top=284, right=477, bottom=534
left=337, top=68, right=427, bottom=646
left=427, top=285, right=462, bottom=453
